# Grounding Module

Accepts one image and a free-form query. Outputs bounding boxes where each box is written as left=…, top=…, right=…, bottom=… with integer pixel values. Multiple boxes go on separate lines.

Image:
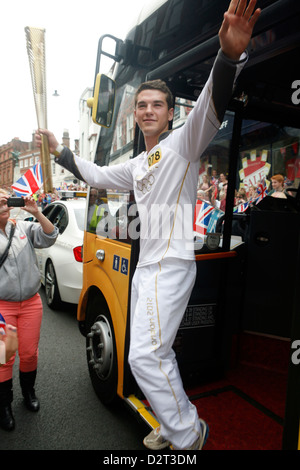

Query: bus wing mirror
left=87, top=74, right=115, bottom=128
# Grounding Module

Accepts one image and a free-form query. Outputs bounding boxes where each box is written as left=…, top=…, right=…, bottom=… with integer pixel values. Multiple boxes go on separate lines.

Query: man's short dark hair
left=134, top=79, right=174, bottom=110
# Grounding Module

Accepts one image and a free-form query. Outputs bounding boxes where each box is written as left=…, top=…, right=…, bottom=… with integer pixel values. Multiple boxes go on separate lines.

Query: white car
left=35, top=199, right=86, bottom=309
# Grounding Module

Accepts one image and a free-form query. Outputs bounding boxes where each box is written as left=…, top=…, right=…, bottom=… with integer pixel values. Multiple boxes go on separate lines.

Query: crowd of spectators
left=196, top=170, right=292, bottom=211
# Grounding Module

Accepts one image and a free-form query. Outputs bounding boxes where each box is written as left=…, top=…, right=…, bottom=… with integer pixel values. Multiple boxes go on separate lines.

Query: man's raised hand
left=219, top=0, right=261, bottom=60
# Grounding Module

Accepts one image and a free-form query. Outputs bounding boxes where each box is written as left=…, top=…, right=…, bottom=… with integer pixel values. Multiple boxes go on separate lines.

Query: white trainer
left=143, top=426, right=170, bottom=450
left=185, top=419, right=209, bottom=450
left=143, top=419, right=209, bottom=450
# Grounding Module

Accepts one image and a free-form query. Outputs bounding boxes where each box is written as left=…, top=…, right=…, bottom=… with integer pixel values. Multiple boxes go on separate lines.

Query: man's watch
left=52, top=144, right=64, bottom=157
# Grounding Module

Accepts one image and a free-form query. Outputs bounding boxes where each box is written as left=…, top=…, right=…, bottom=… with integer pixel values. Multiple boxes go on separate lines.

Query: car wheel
left=45, top=260, right=62, bottom=309
left=86, top=303, right=118, bottom=405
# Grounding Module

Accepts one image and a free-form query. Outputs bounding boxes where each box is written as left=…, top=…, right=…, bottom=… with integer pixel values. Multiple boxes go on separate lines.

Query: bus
left=77, top=0, right=300, bottom=450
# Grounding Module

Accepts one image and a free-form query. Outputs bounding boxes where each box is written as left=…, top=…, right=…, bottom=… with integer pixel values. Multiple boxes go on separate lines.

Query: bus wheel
left=86, top=310, right=118, bottom=405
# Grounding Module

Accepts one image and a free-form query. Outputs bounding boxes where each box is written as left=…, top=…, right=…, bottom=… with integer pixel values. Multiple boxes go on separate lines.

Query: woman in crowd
left=269, top=174, right=286, bottom=198
left=0, top=189, right=58, bottom=431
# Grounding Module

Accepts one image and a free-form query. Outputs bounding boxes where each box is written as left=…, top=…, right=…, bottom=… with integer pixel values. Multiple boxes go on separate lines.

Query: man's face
left=134, top=89, right=173, bottom=139
left=89, top=190, right=98, bottom=205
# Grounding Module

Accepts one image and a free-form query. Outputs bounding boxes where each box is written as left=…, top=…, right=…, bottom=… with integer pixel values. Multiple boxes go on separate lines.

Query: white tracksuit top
left=57, top=49, right=247, bottom=267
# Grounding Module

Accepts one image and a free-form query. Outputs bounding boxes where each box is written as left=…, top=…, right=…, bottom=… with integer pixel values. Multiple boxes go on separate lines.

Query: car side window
left=57, top=209, right=68, bottom=234
left=42, top=205, right=56, bottom=220
left=52, top=206, right=68, bottom=234
left=41, top=204, right=68, bottom=234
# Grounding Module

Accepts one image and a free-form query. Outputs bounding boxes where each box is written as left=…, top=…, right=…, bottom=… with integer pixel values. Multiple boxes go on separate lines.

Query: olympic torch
left=25, top=26, right=53, bottom=192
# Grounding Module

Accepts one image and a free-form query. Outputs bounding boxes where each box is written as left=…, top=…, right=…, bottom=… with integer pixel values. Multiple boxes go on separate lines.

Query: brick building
left=0, top=131, right=80, bottom=193
left=0, top=138, right=30, bottom=192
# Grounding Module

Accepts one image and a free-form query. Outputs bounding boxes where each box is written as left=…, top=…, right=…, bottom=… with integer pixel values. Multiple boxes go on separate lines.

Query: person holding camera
left=0, top=189, right=58, bottom=431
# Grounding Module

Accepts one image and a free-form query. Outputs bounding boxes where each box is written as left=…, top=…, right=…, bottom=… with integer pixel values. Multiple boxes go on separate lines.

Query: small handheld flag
left=11, top=163, right=43, bottom=197
left=194, top=200, right=214, bottom=236
left=0, top=313, right=6, bottom=335
left=256, top=179, right=268, bottom=203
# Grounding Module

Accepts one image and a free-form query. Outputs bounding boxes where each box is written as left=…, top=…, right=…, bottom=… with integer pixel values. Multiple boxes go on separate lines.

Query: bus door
left=234, top=22, right=300, bottom=447
left=231, top=112, right=300, bottom=450
left=83, top=186, right=133, bottom=404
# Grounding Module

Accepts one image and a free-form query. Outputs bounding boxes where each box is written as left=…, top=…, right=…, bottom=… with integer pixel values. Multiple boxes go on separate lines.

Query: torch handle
left=40, top=134, right=53, bottom=193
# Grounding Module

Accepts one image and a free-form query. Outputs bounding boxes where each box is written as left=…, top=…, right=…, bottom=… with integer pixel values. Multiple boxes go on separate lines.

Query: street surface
left=0, top=288, right=147, bottom=451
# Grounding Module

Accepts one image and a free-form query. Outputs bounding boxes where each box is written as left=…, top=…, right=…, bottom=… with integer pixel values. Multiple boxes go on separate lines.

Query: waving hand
left=219, top=0, right=261, bottom=60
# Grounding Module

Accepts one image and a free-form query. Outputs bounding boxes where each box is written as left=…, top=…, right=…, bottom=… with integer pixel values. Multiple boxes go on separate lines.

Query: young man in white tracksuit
left=36, top=0, right=261, bottom=450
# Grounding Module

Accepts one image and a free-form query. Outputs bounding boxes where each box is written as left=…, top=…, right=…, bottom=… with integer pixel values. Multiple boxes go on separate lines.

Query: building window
left=117, top=123, right=123, bottom=150
left=126, top=113, right=134, bottom=144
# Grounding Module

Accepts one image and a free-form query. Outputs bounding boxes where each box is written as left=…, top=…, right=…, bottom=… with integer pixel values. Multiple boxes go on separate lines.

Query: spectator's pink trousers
left=0, top=293, right=43, bottom=382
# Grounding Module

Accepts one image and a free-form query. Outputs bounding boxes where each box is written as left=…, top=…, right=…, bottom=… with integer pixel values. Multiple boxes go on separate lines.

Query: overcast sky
left=0, top=0, right=154, bottom=146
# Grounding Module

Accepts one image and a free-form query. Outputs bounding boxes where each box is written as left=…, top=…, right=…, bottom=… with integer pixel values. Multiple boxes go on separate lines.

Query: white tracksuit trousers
left=128, top=257, right=200, bottom=449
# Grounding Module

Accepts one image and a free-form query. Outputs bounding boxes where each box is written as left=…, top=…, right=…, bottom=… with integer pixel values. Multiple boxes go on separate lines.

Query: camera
left=7, top=197, right=25, bottom=207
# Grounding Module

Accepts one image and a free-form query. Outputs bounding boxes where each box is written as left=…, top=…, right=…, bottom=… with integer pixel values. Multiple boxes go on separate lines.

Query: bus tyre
left=86, top=309, right=118, bottom=405
left=45, top=260, right=62, bottom=309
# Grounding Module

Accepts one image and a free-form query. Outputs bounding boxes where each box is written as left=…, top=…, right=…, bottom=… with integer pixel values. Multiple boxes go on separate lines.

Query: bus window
left=89, top=76, right=144, bottom=242
left=238, top=121, right=300, bottom=193
left=173, top=97, right=300, bottom=250
left=194, top=112, right=235, bottom=249
left=234, top=120, right=300, bottom=214
left=173, top=98, right=235, bottom=252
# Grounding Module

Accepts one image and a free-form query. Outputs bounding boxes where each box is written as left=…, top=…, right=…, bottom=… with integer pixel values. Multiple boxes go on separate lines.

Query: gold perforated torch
left=25, top=26, right=53, bottom=192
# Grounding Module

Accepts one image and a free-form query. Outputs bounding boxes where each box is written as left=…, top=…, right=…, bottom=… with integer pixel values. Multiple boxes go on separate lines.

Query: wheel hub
left=87, top=315, right=113, bottom=379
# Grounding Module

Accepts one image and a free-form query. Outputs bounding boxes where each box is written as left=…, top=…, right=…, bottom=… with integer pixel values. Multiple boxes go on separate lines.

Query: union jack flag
left=233, top=201, right=249, bottom=213
left=207, top=208, right=224, bottom=232
left=193, top=200, right=214, bottom=236
left=255, top=179, right=268, bottom=203
left=0, top=313, right=6, bottom=335
left=11, top=163, right=43, bottom=197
